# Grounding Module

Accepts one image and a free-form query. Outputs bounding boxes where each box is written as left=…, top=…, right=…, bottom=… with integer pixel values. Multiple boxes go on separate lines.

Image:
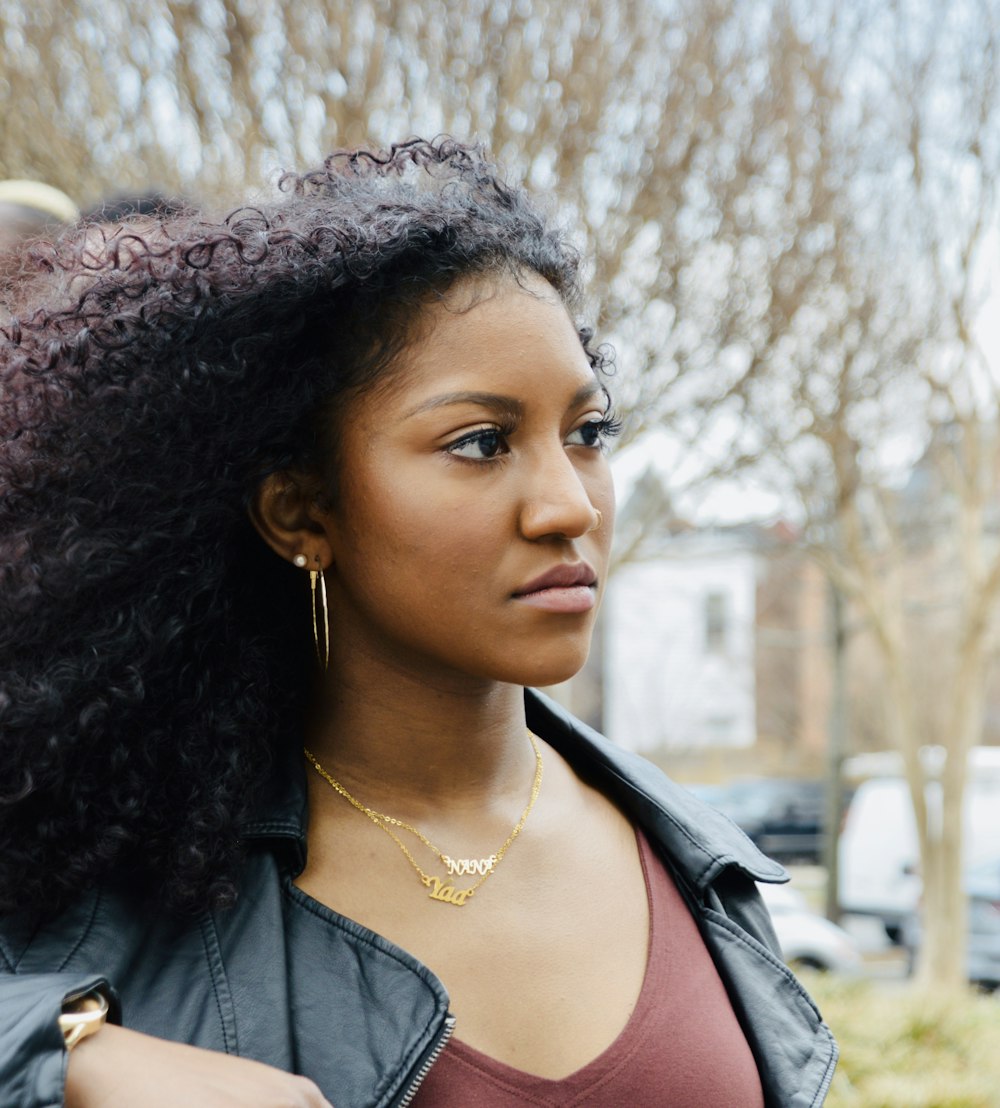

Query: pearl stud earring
left=293, top=554, right=308, bottom=568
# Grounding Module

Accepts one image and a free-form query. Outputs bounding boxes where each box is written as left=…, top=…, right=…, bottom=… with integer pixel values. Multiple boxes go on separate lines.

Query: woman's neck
left=303, top=659, right=532, bottom=814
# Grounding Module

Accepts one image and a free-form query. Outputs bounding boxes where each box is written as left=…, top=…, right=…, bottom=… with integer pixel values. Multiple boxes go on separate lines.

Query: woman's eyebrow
left=568, top=382, right=606, bottom=408
left=405, top=382, right=604, bottom=420
left=404, top=391, right=523, bottom=420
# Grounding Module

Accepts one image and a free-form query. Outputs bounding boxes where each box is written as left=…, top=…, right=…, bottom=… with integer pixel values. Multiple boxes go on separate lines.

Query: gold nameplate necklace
left=304, top=732, right=543, bottom=907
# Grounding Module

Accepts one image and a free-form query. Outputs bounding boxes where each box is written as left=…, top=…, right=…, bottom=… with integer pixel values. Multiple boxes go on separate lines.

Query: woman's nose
left=518, top=448, right=600, bottom=540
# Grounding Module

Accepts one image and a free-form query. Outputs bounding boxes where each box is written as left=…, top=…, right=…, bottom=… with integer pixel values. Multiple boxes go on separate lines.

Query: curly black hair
left=0, top=138, right=609, bottom=917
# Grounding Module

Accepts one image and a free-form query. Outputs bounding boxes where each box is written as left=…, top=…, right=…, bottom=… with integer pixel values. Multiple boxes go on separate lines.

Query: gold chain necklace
left=303, top=732, right=544, bottom=908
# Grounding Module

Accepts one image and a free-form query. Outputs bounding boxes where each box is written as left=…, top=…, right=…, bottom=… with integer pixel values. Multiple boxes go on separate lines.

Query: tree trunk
left=823, top=580, right=847, bottom=923
left=915, top=627, right=985, bottom=990
left=916, top=785, right=966, bottom=990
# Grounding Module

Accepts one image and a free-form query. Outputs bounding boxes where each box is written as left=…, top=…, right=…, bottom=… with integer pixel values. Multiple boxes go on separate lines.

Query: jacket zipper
left=397, top=1013, right=457, bottom=1106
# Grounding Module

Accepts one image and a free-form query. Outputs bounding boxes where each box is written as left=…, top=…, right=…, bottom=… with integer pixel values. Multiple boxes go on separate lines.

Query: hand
left=65, top=1023, right=334, bottom=1108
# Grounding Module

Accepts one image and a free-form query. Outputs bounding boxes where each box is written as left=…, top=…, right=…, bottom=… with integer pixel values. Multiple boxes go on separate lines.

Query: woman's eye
left=566, top=418, right=616, bottom=449
left=446, top=428, right=508, bottom=460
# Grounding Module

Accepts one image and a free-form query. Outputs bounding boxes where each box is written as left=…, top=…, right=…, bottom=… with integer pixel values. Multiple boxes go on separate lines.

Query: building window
left=704, top=591, right=727, bottom=653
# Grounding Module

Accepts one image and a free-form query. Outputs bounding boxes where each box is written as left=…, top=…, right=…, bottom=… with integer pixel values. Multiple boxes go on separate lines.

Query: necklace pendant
left=442, top=855, right=496, bottom=877
left=422, top=875, right=474, bottom=907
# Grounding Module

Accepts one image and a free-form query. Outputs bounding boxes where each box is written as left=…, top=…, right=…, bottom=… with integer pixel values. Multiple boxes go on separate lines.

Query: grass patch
left=803, top=973, right=1000, bottom=1107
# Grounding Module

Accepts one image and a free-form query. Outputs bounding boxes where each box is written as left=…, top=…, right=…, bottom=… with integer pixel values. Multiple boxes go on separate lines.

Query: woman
left=0, top=139, right=836, bottom=1107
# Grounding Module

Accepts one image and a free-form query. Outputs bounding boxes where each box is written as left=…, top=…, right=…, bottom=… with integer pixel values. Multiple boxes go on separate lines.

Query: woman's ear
left=249, top=471, right=335, bottom=568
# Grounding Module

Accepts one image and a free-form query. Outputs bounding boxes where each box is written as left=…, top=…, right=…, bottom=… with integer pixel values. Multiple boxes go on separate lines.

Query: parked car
left=700, top=778, right=829, bottom=864
left=757, top=882, right=862, bottom=975
left=838, top=750, right=1000, bottom=944
left=901, top=857, right=1000, bottom=989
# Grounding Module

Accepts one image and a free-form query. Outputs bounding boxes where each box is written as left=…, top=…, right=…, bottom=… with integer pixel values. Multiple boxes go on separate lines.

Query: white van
left=837, top=747, right=1000, bottom=942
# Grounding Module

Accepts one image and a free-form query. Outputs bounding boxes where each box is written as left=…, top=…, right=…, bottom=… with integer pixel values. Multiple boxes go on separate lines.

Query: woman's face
left=321, top=272, right=616, bottom=689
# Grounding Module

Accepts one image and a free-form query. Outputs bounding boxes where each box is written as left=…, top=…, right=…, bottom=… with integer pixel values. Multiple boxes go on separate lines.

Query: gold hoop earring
left=310, top=562, right=330, bottom=671
left=294, top=554, right=329, bottom=669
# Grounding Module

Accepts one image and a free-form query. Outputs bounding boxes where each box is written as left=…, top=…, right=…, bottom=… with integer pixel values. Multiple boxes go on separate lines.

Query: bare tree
left=0, top=0, right=844, bottom=441
left=660, top=0, right=1000, bottom=990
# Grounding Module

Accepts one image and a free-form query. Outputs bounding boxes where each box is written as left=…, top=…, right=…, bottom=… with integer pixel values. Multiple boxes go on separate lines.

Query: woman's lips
left=512, top=562, right=598, bottom=613
left=512, top=584, right=596, bottom=613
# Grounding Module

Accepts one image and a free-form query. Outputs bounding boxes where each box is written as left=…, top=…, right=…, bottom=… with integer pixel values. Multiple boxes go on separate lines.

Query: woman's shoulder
left=0, top=848, right=280, bottom=976
left=0, top=885, right=104, bottom=973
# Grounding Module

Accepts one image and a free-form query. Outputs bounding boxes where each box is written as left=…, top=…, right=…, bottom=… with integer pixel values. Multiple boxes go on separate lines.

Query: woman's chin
left=508, top=649, right=591, bottom=691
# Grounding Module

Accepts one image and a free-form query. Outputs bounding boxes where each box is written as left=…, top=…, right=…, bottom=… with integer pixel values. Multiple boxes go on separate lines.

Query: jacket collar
left=241, top=739, right=311, bottom=874
left=241, top=689, right=786, bottom=890
left=524, top=690, right=786, bottom=887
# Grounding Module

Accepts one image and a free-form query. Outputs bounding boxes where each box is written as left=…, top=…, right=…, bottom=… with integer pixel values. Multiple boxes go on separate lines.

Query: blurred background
left=2, top=1, right=999, bottom=1101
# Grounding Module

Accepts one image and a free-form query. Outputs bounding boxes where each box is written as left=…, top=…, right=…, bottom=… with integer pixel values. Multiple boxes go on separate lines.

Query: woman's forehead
left=395, top=272, right=581, bottom=376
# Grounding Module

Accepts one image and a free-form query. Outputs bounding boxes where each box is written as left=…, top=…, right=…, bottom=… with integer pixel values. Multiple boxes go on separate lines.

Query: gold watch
left=58, top=990, right=109, bottom=1052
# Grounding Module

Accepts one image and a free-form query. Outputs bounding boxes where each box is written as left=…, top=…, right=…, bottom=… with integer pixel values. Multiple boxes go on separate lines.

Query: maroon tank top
left=410, top=828, right=764, bottom=1107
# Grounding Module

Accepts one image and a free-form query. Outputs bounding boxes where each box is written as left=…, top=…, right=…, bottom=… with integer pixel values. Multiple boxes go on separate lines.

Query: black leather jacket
left=0, top=692, right=837, bottom=1107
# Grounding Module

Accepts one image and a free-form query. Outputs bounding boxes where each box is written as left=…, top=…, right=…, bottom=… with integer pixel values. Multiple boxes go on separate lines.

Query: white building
left=603, top=530, right=757, bottom=753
